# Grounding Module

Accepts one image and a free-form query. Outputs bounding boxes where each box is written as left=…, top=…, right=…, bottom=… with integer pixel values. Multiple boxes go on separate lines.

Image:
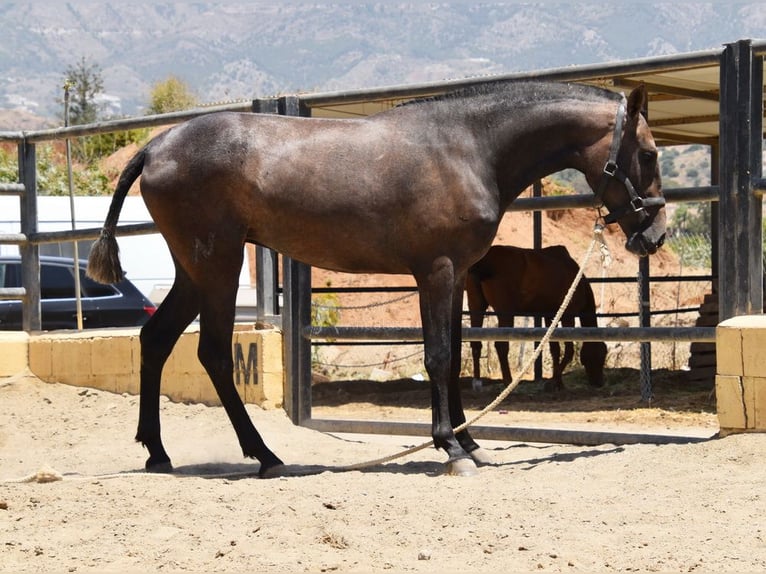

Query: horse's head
left=586, top=85, right=666, bottom=257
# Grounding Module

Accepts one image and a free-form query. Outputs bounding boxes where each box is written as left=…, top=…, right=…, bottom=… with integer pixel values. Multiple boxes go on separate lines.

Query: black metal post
left=255, top=247, right=280, bottom=322
left=18, top=140, right=40, bottom=332
left=710, top=144, right=719, bottom=294
left=718, top=39, right=764, bottom=320
left=638, top=94, right=653, bottom=401
left=252, top=98, right=282, bottom=325
left=278, top=95, right=313, bottom=425
left=532, top=180, right=543, bottom=381
left=638, top=258, right=652, bottom=401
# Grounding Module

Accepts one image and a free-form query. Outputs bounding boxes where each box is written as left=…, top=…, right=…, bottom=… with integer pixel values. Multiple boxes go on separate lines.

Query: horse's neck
left=485, top=100, right=613, bottom=207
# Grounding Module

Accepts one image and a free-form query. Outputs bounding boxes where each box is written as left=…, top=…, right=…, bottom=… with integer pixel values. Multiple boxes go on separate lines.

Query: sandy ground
left=2, top=369, right=765, bottom=573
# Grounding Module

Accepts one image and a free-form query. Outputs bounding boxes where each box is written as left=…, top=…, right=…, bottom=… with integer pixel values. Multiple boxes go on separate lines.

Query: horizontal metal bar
left=13, top=102, right=253, bottom=144
left=0, top=233, right=27, bottom=245
left=5, top=41, right=764, bottom=145
left=0, top=287, right=26, bottom=300
left=305, top=326, right=717, bottom=343
left=299, top=48, right=727, bottom=108
left=507, top=186, right=719, bottom=212
left=0, top=183, right=25, bottom=195
left=312, top=274, right=714, bottom=296
left=663, top=186, right=720, bottom=202
left=304, top=419, right=715, bottom=446
left=26, top=222, right=158, bottom=245
left=0, top=131, right=24, bottom=143
left=753, top=178, right=766, bottom=196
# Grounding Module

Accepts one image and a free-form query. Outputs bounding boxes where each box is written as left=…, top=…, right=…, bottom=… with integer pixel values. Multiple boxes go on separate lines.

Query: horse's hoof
left=543, top=380, right=563, bottom=393
left=445, top=458, right=478, bottom=477
left=469, top=447, right=493, bottom=465
left=259, top=463, right=287, bottom=479
left=145, top=459, right=173, bottom=473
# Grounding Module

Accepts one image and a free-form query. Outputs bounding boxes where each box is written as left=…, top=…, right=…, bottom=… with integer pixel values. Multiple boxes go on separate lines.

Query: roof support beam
left=718, top=39, right=764, bottom=319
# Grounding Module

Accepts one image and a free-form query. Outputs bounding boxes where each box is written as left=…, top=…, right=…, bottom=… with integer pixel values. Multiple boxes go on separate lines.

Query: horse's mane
left=398, top=80, right=621, bottom=111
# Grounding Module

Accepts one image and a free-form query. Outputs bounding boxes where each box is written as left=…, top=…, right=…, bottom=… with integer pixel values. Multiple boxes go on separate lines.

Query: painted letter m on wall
left=234, top=342, right=258, bottom=386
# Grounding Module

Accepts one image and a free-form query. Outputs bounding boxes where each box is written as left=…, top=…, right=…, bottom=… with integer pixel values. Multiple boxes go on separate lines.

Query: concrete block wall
left=3, top=324, right=283, bottom=409
left=716, top=315, right=766, bottom=435
left=0, top=332, right=29, bottom=376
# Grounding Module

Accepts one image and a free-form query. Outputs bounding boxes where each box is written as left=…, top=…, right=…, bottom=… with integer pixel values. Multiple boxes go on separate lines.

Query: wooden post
left=718, top=39, right=764, bottom=320
left=278, top=95, right=313, bottom=425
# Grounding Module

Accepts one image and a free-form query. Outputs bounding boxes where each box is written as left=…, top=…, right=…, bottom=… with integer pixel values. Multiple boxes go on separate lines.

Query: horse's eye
left=640, top=150, right=658, bottom=163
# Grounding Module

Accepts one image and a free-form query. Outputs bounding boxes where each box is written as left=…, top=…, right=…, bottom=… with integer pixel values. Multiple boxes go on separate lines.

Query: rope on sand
left=332, top=223, right=607, bottom=473
left=2, top=224, right=608, bottom=482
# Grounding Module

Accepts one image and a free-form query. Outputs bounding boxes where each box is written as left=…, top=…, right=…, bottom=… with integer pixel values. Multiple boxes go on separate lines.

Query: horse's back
left=138, top=110, right=501, bottom=277
left=468, top=244, right=590, bottom=315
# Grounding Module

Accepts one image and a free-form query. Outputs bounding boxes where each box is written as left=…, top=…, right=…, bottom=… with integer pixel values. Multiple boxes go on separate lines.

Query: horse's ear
left=627, top=84, right=648, bottom=119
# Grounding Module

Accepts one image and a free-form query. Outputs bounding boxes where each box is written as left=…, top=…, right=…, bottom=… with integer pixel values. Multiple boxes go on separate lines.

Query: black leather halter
left=594, top=94, right=665, bottom=225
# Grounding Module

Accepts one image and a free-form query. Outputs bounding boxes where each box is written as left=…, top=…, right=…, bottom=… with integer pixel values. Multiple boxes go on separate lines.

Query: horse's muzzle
left=626, top=231, right=666, bottom=257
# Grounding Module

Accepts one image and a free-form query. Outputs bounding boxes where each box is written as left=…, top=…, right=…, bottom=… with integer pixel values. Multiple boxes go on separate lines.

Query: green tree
left=0, top=143, right=111, bottom=195
left=59, top=57, right=147, bottom=164
left=147, top=76, right=197, bottom=114
left=62, top=57, right=104, bottom=126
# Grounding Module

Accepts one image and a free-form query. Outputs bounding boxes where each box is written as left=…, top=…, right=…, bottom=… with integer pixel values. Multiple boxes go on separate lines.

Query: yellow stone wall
left=0, top=332, right=29, bottom=376
left=3, top=324, right=283, bottom=409
left=716, top=315, right=766, bottom=435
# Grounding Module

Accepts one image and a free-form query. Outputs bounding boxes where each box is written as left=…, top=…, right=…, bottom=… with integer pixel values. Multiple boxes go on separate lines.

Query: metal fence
left=1, top=40, right=764, bottom=445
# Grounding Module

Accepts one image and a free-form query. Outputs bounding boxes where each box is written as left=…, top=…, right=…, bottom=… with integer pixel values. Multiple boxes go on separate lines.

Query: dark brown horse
left=466, top=244, right=608, bottom=392
left=87, top=81, right=665, bottom=477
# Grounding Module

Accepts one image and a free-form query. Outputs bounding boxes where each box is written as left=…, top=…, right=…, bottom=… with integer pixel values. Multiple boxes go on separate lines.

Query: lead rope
left=3, top=223, right=611, bottom=482
left=335, top=221, right=610, bottom=473
left=598, top=227, right=612, bottom=313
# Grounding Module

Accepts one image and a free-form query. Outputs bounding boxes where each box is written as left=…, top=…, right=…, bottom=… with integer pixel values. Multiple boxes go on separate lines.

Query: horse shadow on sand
left=117, top=442, right=631, bottom=480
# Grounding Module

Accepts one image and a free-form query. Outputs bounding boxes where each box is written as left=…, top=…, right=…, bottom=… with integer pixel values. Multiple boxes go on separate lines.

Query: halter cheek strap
left=594, top=94, right=666, bottom=225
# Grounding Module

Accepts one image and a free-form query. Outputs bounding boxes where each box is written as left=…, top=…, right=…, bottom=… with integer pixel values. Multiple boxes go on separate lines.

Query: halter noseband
left=594, top=94, right=665, bottom=225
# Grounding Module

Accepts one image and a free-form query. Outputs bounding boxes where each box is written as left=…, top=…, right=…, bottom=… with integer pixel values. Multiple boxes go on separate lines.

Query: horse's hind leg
left=494, top=313, right=514, bottom=384
left=546, top=340, right=564, bottom=391
left=195, top=258, right=283, bottom=476
left=545, top=317, right=574, bottom=392
left=136, top=262, right=200, bottom=471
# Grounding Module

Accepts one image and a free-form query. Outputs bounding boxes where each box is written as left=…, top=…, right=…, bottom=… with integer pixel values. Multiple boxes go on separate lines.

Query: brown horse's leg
left=465, top=272, right=486, bottom=388
left=195, top=261, right=283, bottom=476
left=544, top=316, right=574, bottom=391
left=416, top=262, right=477, bottom=475
left=494, top=313, right=514, bottom=384
left=560, top=341, right=575, bottom=383
left=559, top=316, right=576, bottom=388
left=136, top=263, right=200, bottom=471
left=547, top=338, right=563, bottom=391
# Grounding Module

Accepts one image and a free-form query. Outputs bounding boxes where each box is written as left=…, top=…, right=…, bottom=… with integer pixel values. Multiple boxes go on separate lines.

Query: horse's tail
left=86, top=147, right=146, bottom=284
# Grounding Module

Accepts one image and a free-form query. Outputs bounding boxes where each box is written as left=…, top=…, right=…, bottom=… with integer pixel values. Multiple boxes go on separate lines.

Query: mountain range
left=1, top=2, right=764, bottom=127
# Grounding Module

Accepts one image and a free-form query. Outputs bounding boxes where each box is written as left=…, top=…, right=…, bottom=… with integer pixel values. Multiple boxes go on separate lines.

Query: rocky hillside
left=1, top=3, right=763, bottom=121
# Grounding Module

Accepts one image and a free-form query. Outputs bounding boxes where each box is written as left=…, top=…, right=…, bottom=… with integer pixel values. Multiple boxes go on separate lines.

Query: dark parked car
left=0, top=255, right=156, bottom=330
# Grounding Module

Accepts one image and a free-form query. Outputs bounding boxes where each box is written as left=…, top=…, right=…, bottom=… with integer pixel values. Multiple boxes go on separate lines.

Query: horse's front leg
left=417, top=262, right=482, bottom=476
left=446, top=272, right=493, bottom=466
